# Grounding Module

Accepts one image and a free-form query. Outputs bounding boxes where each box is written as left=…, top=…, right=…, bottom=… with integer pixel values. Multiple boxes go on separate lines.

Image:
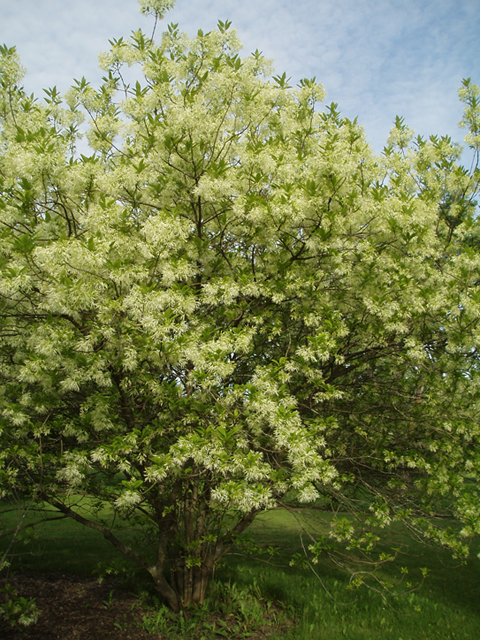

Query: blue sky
left=1, top=0, right=478, bottom=153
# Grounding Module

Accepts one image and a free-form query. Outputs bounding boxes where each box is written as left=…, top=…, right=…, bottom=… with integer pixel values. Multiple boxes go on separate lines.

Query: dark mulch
left=0, top=571, right=162, bottom=640
left=0, top=572, right=294, bottom=639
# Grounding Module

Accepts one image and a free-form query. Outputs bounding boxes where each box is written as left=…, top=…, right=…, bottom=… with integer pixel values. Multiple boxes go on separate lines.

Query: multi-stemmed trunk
left=146, top=530, right=222, bottom=611
left=146, top=479, right=258, bottom=611
left=43, top=473, right=258, bottom=612
left=151, top=552, right=218, bottom=610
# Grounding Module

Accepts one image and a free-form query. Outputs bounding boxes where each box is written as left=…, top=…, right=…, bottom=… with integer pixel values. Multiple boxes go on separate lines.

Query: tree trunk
left=147, top=478, right=260, bottom=610
left=170, top=560, right=210, bottom=607
left=164, top=510, right=259, bottom=609
left=147, top=564, right=182, bottom=611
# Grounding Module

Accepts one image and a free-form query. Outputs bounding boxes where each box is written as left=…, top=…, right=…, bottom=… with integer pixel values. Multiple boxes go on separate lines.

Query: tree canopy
left=0, top=0, right=479, bottom=610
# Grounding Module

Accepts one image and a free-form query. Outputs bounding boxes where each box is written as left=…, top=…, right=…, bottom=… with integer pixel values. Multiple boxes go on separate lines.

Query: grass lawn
left=1, top=502, right=479, bottom=639
left=223, top=509, right=480, bottom=639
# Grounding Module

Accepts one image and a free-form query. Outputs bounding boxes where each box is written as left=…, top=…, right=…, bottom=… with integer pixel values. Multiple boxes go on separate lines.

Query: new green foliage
left=0, top=0, right=479, bottom=610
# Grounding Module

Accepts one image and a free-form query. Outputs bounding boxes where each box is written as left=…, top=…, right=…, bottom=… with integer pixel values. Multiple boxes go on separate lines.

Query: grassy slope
left=1, top=503, right=479, bottom=639
left=223, top=510, right=480, bottom=640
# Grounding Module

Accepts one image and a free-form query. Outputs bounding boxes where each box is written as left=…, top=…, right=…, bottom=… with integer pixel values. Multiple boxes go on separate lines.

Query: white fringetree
left=0, top=0, right=479, bottom=610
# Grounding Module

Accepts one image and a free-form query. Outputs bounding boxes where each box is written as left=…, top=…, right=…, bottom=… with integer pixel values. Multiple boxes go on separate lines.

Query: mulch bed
left=0, top=571, right=162, bottom=640
left=0, top=571, right=294, bottom=639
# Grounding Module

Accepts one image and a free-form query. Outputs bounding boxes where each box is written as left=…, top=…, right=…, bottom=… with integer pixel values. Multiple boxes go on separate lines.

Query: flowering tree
left=0, top=0, right=479, bottom=610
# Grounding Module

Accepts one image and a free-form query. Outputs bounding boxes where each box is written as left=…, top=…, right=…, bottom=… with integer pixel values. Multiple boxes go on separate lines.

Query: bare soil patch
left=0, top=571, right=161, bottom=640
left=0, top=572, right=293, bottom=639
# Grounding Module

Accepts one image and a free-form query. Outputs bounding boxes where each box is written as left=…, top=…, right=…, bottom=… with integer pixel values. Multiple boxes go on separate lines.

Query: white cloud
left=1, top=0, right=478, bottom=153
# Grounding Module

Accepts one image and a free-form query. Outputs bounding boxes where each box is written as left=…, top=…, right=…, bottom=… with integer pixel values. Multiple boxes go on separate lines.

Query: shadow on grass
left=2, top=503, right=479, bottom=639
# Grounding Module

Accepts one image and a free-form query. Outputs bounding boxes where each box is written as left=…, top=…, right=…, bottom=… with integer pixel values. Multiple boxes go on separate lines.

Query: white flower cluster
left=56, top=452, right=91, bottom=487
left=115, top=490, right=142, bottom=509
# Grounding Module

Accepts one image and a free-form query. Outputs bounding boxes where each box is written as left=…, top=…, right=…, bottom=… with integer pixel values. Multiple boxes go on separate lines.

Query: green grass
left=218, top=509, right=480, bottom=639
left=1, top=500, right=141, bottom=577
left=1, top=503, right=479, bottom=639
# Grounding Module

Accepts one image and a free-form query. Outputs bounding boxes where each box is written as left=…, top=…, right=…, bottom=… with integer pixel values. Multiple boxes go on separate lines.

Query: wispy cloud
left=1, top=0, right=478, bottom=152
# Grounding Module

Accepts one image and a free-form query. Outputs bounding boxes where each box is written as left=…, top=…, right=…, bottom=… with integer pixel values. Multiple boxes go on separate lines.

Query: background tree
left=0, top=0, right=479, bottom=610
